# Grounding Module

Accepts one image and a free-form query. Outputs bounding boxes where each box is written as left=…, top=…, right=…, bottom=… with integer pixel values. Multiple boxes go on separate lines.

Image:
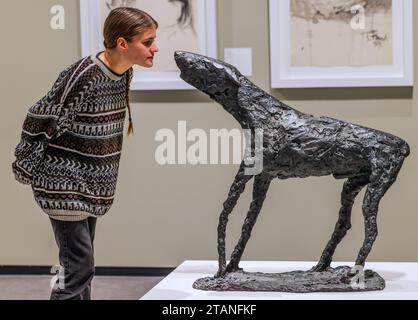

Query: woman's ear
left=116, top=37, right=128, bottom=50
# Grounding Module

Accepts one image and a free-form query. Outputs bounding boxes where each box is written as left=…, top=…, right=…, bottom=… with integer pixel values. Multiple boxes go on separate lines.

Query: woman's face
left=126, top=27, right=159, bottom=68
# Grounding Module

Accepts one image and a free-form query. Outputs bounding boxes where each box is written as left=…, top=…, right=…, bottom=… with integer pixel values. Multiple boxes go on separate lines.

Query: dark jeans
left=49, top=217, right=97, bottom=300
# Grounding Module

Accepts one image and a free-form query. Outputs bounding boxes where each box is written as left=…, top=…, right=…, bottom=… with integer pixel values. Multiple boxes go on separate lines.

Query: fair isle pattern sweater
left=12, top=54, right=133, bottom=221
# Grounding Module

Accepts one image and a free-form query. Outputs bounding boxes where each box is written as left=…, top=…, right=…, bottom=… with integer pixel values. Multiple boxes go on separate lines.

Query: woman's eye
left=143, top=41, right=153, bottom=47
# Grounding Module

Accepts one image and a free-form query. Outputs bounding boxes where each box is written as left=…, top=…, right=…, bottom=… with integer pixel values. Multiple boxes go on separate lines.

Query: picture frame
left=80, top=0, right=217, bottom=90
left=269, top=0, right=413, bottom=88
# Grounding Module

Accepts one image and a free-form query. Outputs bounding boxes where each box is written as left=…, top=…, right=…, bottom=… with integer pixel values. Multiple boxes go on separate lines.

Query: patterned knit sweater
left=12, top=53, right=133, bottom=221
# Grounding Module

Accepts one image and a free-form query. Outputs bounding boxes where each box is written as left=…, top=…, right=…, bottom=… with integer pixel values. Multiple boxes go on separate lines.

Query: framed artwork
left=269, top=0, right=413, bottom=88
left=80, top=0, right=217, bottom=90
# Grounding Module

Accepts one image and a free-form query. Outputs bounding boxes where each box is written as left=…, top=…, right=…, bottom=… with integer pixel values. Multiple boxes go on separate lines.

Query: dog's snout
left=175, top=51, right=192, bottom=61
left=175, top=51, right=187, bottom=70
left=174, top=51, right=183, bottom=60
left=175, top=51, right=193, bottom=70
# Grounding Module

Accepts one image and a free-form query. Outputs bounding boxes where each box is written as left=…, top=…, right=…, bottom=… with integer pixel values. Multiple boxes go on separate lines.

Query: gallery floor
left=0, top=275, right=164, bottom=300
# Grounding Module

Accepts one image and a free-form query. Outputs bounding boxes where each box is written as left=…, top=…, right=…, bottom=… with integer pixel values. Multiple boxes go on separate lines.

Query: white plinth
left=141, top=261, right=418, bottom=300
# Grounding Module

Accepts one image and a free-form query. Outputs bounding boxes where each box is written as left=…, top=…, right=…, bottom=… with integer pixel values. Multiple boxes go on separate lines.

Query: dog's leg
left=355, top=157, right=405, bottom=267
left=216, top=165, right=253, bottom=278
left=311, top=174, right=369, bottom=272
left=226, top=174, right=272, bottom=273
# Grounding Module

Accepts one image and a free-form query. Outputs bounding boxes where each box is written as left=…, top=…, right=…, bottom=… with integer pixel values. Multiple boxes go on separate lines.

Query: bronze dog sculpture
left=175, top=51, right=409, bottom=279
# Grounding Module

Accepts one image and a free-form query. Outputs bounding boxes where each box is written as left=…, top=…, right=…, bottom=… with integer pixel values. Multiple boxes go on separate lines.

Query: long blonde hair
left=103, top=7, right=158, bottom=135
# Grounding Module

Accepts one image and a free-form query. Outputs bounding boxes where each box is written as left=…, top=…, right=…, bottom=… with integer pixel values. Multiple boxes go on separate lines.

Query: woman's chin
left=138, top=61, right=154, bottom=68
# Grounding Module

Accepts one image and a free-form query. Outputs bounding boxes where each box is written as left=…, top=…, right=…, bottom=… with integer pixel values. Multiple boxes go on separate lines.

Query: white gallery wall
left=0, top=0, right=417, bottom=267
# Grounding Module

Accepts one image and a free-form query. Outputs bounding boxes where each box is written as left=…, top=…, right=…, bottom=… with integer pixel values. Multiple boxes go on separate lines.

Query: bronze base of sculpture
left=193, top=266, right=385, bottom=292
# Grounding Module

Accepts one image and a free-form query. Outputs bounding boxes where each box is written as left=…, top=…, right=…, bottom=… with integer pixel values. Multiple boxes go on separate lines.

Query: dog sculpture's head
left=175, top=51, right=243, bottom=107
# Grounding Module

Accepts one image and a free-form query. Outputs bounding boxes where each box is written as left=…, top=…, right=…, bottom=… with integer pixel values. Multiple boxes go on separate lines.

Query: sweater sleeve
left=12, top=60, right=93, bottom=185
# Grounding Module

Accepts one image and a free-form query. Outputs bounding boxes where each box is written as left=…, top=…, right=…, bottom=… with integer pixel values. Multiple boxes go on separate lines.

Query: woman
left=12, top=7, right=159, bottom=300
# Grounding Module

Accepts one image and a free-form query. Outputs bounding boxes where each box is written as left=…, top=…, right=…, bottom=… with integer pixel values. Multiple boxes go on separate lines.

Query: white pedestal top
left=141, top=260, right=418, bottom=300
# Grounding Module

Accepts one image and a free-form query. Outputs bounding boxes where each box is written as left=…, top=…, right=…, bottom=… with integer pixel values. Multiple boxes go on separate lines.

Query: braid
left=126, top=70, right=134, bottom=136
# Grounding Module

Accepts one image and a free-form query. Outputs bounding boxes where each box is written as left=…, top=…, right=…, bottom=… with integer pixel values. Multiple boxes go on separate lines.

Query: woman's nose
left=151, top=43, right=159, bottom=53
